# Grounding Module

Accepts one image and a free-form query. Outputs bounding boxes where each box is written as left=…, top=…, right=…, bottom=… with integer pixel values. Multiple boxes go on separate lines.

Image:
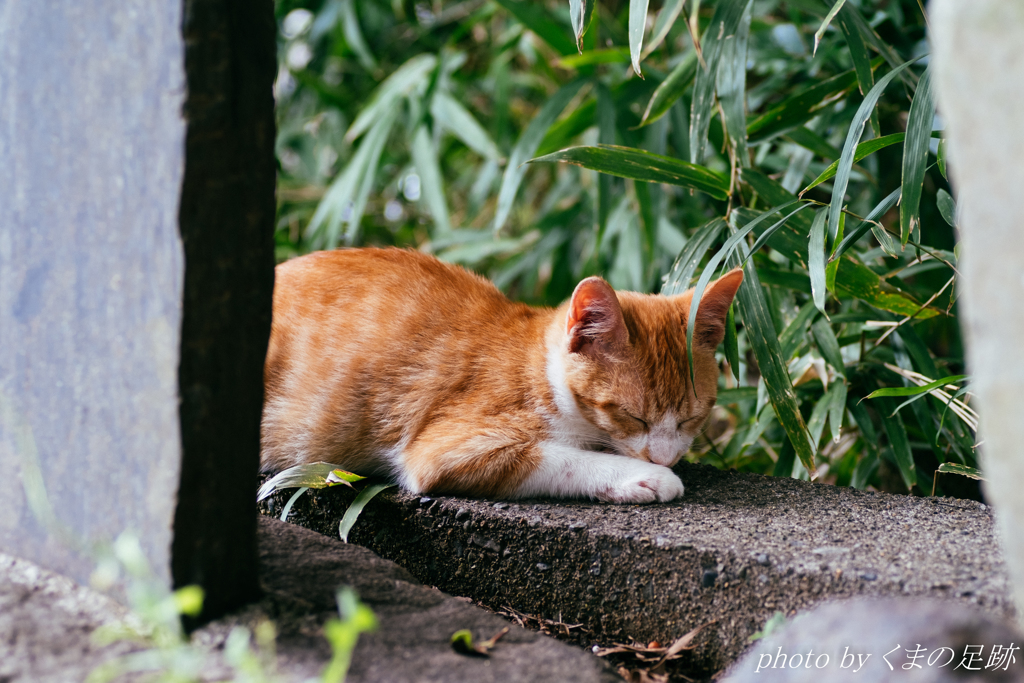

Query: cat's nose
left=648, top=442, right=678, bottom=467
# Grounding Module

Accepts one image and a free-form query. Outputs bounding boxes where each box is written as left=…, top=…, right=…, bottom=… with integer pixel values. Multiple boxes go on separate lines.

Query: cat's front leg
left=514, top=442, right=684, bottom=503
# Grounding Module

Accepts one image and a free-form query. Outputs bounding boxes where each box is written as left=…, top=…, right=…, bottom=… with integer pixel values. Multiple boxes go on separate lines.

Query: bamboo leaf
left=937, top=189, right=957, bottom=228
left=937, top=462, right=984, bottom=481
left=739, top=169, right=940, bottom=319
left=628, top=0, right=651, bottom=76
left=725, top=305, right=740, bottom=381
left=813, top=0, right=847, bottom=55
left=878, top=399, right=916, bottom=490
left=811, top=317, right=846, bottom=378
left=345, top=54, right=436, bottom=142
left=865, top=375, right=968, bottom=400
left=691, top=0, right=753, bottom=164
left=640, top=51, right=698, bottom=127
left=410, top=125, right=452, bottom=235
left=808, top=207, right=829, bottom=316
left=279, top=487, right=309, bottom=522
left=828, top=57, right=918, bottom=244
left=828, top=187, right=901, bottom=263
left=493, top=79, right=587, bottom=233
left=431, top=92, right=502, bottom=161
left=557, top=47, right=630, bottom=69
left=530, top=145, right=730, bottom=199
left=257, top=462, right=366, bottom=502
left=937, top=138, right=948, bottom=179
left=835, top=4, right=879, bottom=136
left=644, top=0, right=687, bottom=58
left=717, top=386, right=757, bottom=405
left=567, top=0, right=595, bottom=52
left=728, top=242, right=817, bottom=478
left=340, top=0, right=377, bottom=72
left=662, top=218, right=726, bottom=295
left=746, top=66, right=866, bottom=143
left=717, top=0, right=753, bottom=167
left=339, top=483, right=395, bottom=543
left=827, top=380, right=847, bottom=443
left=687, top=201, right=804, bottom=385
left=900, top=68, right=934, bottom=246
left=491, top=0, right=577, bottom=56
left=801, top=133, right=906, bottom=195
left=806, top=390, right=832, bottom=447
left=779, top=301, right=819, bottom=360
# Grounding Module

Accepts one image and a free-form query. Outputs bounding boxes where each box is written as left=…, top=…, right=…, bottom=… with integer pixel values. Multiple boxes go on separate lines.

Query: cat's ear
left=566, top=277, right=628, bottom=356
left=691, top=267, right=744, bottom=348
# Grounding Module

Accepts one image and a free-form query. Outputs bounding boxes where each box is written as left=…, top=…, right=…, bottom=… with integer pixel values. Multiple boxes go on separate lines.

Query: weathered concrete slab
left=0, top=0, right=276, bottom=619
left=266, top=461, right=1014, bottom=674
left=724, top=598, right=1024, bottom=682
left=0, top=518, right=616, bottom=683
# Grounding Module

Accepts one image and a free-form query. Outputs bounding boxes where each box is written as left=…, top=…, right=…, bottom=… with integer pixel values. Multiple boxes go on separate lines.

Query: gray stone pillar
left=931, top=0, right=1024, bottom=625
left=0, top=0, right=276, bottom=622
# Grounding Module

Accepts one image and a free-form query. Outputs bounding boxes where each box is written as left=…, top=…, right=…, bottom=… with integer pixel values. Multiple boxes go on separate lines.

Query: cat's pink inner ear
left=566, top=277, right=627, bottom=355
left=693, top=267, right=745, bottom=348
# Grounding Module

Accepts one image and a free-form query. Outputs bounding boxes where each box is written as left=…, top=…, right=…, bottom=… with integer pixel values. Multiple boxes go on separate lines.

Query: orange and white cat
left=261, top=248, right=743, bottom=504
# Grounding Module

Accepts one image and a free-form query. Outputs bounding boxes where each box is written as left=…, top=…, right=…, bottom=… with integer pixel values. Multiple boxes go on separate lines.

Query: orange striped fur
left=261, top=247, right=743, bottom=503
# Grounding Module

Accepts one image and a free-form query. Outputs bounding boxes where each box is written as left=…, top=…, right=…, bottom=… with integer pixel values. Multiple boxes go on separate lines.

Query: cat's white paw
left=597, top=462, right=685, bottom=504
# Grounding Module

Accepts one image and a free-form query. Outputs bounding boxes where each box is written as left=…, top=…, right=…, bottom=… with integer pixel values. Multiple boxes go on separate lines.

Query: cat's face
left=560, top=271, right=744, bottom=466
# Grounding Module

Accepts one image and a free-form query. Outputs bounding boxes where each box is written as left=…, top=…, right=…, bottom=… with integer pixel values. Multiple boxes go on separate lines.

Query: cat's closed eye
left=627, top=414, right=649, bottom=429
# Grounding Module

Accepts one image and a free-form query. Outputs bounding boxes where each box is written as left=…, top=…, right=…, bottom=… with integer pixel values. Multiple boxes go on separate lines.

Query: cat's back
left=262, top=248, right=547, bottom=473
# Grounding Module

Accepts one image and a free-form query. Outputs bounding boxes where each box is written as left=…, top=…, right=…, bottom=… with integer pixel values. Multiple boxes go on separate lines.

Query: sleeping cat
left=261, top=247, right=743, bottom=504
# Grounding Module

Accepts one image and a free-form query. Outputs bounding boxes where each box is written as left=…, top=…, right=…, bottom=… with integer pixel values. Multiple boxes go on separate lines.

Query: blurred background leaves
left=272, top=0, right=977, bottom=498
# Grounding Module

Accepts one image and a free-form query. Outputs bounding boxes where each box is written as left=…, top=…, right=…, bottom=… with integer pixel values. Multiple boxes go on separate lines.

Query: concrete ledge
left=266, top=461, right=1014, bottom=673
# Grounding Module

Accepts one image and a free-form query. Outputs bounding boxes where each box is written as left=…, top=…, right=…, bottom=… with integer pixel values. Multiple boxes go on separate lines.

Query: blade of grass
left=813, top=0, right=847, bottom=55
left=662, top=218, right=726, bottom=295
left=628, top=0, right=651, bottom=76
left=828, top=57, right=919, bottom=244
left=808, top=207, right=829, bottom=316
left=640, top=51, right=699, bottom=127
left=900, top=68, right=934, bottom=246
left=493, top=78, right=586, bottom=233
left=690, top=0, right=753, bottom=164
left=339, top=483, right=395, bottom=543
left=529, top=144, right=730, bottom=199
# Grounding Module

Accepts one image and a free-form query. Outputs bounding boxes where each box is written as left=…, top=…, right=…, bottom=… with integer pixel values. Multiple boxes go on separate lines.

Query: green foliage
left=274, top=0, right=975, bottom=495
left=89, top=533, right=377, bottom=683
